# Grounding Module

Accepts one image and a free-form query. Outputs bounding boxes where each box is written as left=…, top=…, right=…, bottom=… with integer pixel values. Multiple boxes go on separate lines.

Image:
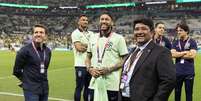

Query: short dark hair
left=77, top=14, right=88, bottom=23
left=78, top=14, right=87, bottom=19
left=32, top=24, right=48, bottom=34
left=175, top=23, right=190, bottom=34
left=100, top=12, right=114, bottom=21
left=133, top=18, right=154, bottom=31
left=155, top=21, right=164, bottom=28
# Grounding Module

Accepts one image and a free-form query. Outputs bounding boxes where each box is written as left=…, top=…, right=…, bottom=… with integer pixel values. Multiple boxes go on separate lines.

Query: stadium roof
left=0, top=0, right=175, bottom=6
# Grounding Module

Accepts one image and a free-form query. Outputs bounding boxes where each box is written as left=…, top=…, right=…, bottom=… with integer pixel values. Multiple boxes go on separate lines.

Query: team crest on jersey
left=106, top=42, right=113, bottom=51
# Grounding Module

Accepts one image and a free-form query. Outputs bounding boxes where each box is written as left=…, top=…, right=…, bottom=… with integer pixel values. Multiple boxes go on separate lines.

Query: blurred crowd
left=0, top=33, right=72, bottom=50
left=1, top=14, right=201, bottom=50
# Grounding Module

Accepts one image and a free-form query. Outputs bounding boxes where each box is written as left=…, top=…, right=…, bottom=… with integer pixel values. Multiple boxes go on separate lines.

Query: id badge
left=120, top=74, right=128, bottom=89
left=120, top=82, right=125, bottom=89
left=40, top=68, right=45, bottom=73
left=98, top=59, right=102, bottom=64
left=40, top=63, right=45, bottom=73
left=180, top=59, right=185, bottom=64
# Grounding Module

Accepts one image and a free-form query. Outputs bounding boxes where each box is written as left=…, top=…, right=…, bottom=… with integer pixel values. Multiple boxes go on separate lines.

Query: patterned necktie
left=129, top=48, right=141, bottom=68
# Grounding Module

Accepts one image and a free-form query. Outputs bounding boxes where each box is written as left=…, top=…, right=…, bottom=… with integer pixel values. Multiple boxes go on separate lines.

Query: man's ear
left=111, top=21, right=114, bottom=26
left=151, top=30, right=155, bottom=38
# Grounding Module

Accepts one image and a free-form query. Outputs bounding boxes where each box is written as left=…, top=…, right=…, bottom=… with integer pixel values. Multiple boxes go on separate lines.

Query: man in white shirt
left=85, top=13, right=128, bottom=101
left=71, top=15, right=93, bottom=101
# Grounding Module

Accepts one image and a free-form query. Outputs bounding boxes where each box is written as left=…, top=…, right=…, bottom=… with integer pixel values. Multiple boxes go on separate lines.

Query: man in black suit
left=120, top=18, right=176, bottom=101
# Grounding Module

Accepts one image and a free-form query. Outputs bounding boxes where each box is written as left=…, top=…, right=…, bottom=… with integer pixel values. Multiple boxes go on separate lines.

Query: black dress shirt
left=13, top=42, right=51, bottom=94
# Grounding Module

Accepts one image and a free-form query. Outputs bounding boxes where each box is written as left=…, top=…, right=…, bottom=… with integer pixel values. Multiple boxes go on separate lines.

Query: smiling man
left=120, top=18, right=175, bottom=101
left=85, top=13, right=128, bottom=101
left=153, top=22, right=172, bottom=50
left=13, top=24, right=51, bottom=101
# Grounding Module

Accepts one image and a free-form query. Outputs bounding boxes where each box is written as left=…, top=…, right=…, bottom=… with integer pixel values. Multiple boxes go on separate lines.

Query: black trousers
left=89, top=89, right=119, bottom=101
left=74, top=67, right=91, bottom=101
left=175, top=75, right=194, bottom=101
left=121, top=96, right=131, bottom=101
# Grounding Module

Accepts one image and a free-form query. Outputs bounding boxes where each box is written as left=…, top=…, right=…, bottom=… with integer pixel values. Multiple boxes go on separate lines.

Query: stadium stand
left=0, top=0, right=201, bottom=50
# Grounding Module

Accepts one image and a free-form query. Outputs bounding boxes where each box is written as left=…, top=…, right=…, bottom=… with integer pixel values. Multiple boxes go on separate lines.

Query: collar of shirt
left=180, top=37, right=189, bottom=42
left=33, top=41, right=46, bottom=51
left=78, top=28, right=88, bottom=33
left=137, top=39, right=152, bottom=51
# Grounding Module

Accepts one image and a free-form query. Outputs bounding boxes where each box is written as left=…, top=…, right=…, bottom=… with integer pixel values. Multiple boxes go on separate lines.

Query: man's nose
left=101, top=19, right=107, bottom=23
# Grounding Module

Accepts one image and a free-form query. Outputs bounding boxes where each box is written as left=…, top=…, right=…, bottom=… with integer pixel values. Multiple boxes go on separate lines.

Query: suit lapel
left=132, top=41, right=155, bottom=76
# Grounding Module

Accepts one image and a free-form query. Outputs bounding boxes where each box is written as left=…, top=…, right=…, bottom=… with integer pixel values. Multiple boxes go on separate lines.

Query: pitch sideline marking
left=0, top=92, right=72, bottom=101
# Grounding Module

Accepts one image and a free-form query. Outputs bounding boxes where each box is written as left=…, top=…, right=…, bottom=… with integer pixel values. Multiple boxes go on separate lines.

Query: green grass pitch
left=0, top=50, right=201, bottom=101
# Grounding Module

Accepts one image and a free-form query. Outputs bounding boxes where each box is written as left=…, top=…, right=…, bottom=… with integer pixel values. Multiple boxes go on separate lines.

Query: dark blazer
left=121, top=40, right=176, bottom=101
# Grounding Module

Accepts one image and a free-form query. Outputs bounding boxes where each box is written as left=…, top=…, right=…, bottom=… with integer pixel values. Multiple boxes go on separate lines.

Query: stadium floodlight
left=0, top=3, right=48, bottom=8
left=145, top=1, right=167, bottom=5
left=59, top=6, right=78, bottom=9
left=85, top=2, right=136, bottom=9
left=176, top=0, right=201, bottom=3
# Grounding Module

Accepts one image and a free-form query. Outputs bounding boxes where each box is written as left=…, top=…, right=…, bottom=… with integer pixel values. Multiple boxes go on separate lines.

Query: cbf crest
left=106, top=42, right=113, bottom=51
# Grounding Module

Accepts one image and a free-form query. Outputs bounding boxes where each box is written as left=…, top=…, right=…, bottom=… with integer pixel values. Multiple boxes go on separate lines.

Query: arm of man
left=182, top=49, right=197, bottom=59
left=74, top=41, right=87, bottom=53
left=85, top=52, right=101, bottom=78
left=12, top=48, right=26, bottom=81
left=171, top=49, right=187, bottom=58
left=182, top=39, right=197, bottom=59
left=153, top=49, right=176, bottom=101
left=71, top=30, right=88, bottom=52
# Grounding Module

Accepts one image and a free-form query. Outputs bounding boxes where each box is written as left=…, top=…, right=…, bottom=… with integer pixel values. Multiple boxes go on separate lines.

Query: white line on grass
left=0, top=76, right=14, bottom=80
left=0, top=67, right=73, bottom=80
left=0, top=92, right=72, bottom=101
left=49, top=67, right=73, bottom=73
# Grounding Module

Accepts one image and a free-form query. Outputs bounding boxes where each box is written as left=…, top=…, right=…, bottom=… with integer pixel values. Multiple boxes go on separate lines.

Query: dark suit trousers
left=74, top=67, right=91, bottom=101
left=89, top=89, right=119, bottom=101
left=175, top=75, right=194, bottom=101
left=121, top=96, right=131, bottom=101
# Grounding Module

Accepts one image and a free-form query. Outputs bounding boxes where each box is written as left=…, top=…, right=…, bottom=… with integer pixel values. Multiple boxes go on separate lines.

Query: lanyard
left=32, top=42, right=46, bottom=64
left=178, top=37, right=190, bottom=51
left=96, top=32, right=112, bottom=63
left=159, top=36, right=163, bottom=46
left=124, top=48, right=142, bottom=74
